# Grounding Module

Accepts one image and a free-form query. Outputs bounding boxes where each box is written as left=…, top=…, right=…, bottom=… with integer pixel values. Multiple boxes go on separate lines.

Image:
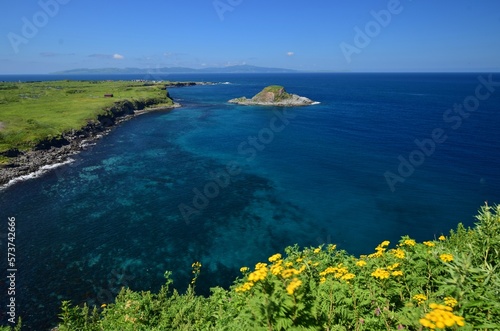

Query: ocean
left=1, top=73, right=500, bottom=329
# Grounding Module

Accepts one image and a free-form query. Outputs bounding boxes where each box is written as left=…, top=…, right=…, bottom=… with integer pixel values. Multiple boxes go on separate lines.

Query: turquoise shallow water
left=1, top=73, right=500, bottom=329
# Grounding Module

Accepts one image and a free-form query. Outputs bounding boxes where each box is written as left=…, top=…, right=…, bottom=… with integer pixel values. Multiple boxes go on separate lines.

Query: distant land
left=52, top=65, right=298, bottom=75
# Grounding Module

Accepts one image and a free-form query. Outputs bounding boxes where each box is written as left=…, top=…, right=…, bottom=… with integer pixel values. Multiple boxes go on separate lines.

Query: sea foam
left=1, top=159, right=75, bottom=190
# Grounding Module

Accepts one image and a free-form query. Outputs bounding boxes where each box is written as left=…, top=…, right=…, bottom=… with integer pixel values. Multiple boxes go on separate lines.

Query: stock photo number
left=6, top=217, right=17, bottom=324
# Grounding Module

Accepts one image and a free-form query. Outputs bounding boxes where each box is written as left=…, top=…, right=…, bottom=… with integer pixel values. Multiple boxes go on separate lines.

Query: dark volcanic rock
left=35, top=136, right=70, bottom=150
left=0, top=148, right=22, bottom=157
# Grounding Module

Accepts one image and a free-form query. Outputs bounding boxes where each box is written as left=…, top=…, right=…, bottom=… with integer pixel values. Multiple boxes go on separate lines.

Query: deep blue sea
left=1, top=73, right=500, bottom=329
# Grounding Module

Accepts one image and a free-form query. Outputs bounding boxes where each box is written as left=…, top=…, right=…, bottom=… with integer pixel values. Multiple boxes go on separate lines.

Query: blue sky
left=1, top=0, right=499, bottom=74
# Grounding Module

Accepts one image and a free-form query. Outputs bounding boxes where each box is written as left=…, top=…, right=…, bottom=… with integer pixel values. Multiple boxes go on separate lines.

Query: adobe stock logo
left=213, top=0, right=243, bottom=21
left=7, top=0, right=71, bottom=54
left=339, top=0, right=406, bottom=64
left=384, top=74, right=500, bottom=192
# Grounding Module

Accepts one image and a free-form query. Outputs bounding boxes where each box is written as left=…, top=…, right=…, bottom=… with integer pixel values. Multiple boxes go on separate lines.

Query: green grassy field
left=0, top=80, right=173, bottom=154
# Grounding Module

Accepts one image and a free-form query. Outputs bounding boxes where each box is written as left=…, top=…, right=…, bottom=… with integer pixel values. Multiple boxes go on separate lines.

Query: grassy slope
left=0, top=80, right=171, bottom=153
left=254, top=85, right=292, bottom=102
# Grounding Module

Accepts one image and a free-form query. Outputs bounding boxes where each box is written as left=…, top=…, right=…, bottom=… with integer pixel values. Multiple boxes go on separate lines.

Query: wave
left=311, top=101, right=321, bottom=105
left=0, top=159, right=75, bottom=190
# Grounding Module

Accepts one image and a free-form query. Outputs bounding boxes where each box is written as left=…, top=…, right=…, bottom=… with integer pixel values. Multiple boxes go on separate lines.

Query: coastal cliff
left=0, top=97, right=179, bottom=187
left=229, top=85, right=317, bottom=106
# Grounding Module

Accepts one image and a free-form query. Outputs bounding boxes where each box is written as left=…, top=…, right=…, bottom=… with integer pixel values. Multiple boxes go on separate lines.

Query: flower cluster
left=281, top=265, right=306, bottom=278
left=356, top=260, right=367, bottom=267
left=268, top=253, right=282, bottom=263
left=368, top=240, right=390, bottom=258
left=419, top=303, right=465, bottom=329
left=423, top=241, right=435, bottom=247
left=391, top=248, right=405, bottom=259
left=439, top=253, right=454, bottom=263
left=402, top=239, right=416, bottom=247
left=444, top=297, right=458, bottom=308
left=371, top=268, right=390, bottom=280
left=236, top=262, right=268, bottom=292
left=371, top=263, right=402, bottom=280
left=270, top=260, right=284, bottom=276
left=191, top=262, right=202, bottom=285
left=319, top=264, right=355, bottom=282
left=286, top=278, right=303, bottom=295
left=413, top=294, right=427, bottom=305
left=235, top=282, right=253, bottom=293
left=248, top=263, right=268, bottom=282
left=236, top=251, right=310, bottom=293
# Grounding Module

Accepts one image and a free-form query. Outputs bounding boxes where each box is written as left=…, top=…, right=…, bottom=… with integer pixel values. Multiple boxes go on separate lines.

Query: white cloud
left=286, top=52, right=295, bottom=57
left=113, top=53, right=124, bottom=60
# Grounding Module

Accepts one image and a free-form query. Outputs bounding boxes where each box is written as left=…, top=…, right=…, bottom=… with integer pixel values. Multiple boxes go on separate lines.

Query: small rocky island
left=229, top=85, right=317, bottom=107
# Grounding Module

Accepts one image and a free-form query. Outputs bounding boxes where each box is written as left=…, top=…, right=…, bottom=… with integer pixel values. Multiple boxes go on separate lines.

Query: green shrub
left=47, top=204, right=500, bottom=330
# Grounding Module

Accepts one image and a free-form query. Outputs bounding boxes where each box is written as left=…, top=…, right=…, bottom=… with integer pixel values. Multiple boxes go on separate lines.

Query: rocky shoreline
left=0, top=101, right=180, bottom=188
left=229, top=94, right=317, bottom=106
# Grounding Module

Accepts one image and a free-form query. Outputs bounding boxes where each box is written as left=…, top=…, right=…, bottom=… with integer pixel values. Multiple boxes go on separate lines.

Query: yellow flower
left=368, top=241, right=389, bottom=258
left=285, top=261, right=293, bottom=267
left=270, top=263, right=284, bottom=276
left=340, top=273, right=355, bottom=281
left=255, top=262, right=268, bottom=269
left=391, top=270, right=403, bottom=277
left=371, top=268, right=390, bottom=280
left=248, top=264, right=268, bottom=282
left=281, top=268, right=299, bottom=279
left=101, top=304, right=107, bottom=308
left=313, top=247, right=321, bottom=254
left=420, top=303, right=465, bottom=329
left=319, top=277, right=326, bottom=284
left=380, top=240, right=390, bottom=247
left=368, top=246, right=387, bottom=258
left=423, top=241, right=435, bottom=247
left=319, top=264, right=349, bottom=279
left=240, top=267, right=249, bottom=273
left=268, top=253, right=282, bottom=263
left=444, top=297, right=458, bottom=308
left=368, top=251, right=384, bottom=258
left=387, top=263, right=400, bottom=271
left=438, top=235, right=446, bottom=241
left=403, top=239, right=416, bottom=247
left=328, top=244, right=337, bottom=251
left=440, top=253, right=454, bottom=263
left=413, top=294, right=427, bottom=305
left=296, top=257, right=303, bottom=263
left=356, top=260, right=367, bottom=267
left=235, top=282, right=254, bottom=293
left=286, top=278, right=302, bottom=295
left=391, top=248, right=405, bottom=259
left=319, top=267, right=335, bottom=276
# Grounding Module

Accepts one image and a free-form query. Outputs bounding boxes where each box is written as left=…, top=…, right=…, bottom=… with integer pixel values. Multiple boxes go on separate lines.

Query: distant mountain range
left=52, top=65, right=298, bottom=75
